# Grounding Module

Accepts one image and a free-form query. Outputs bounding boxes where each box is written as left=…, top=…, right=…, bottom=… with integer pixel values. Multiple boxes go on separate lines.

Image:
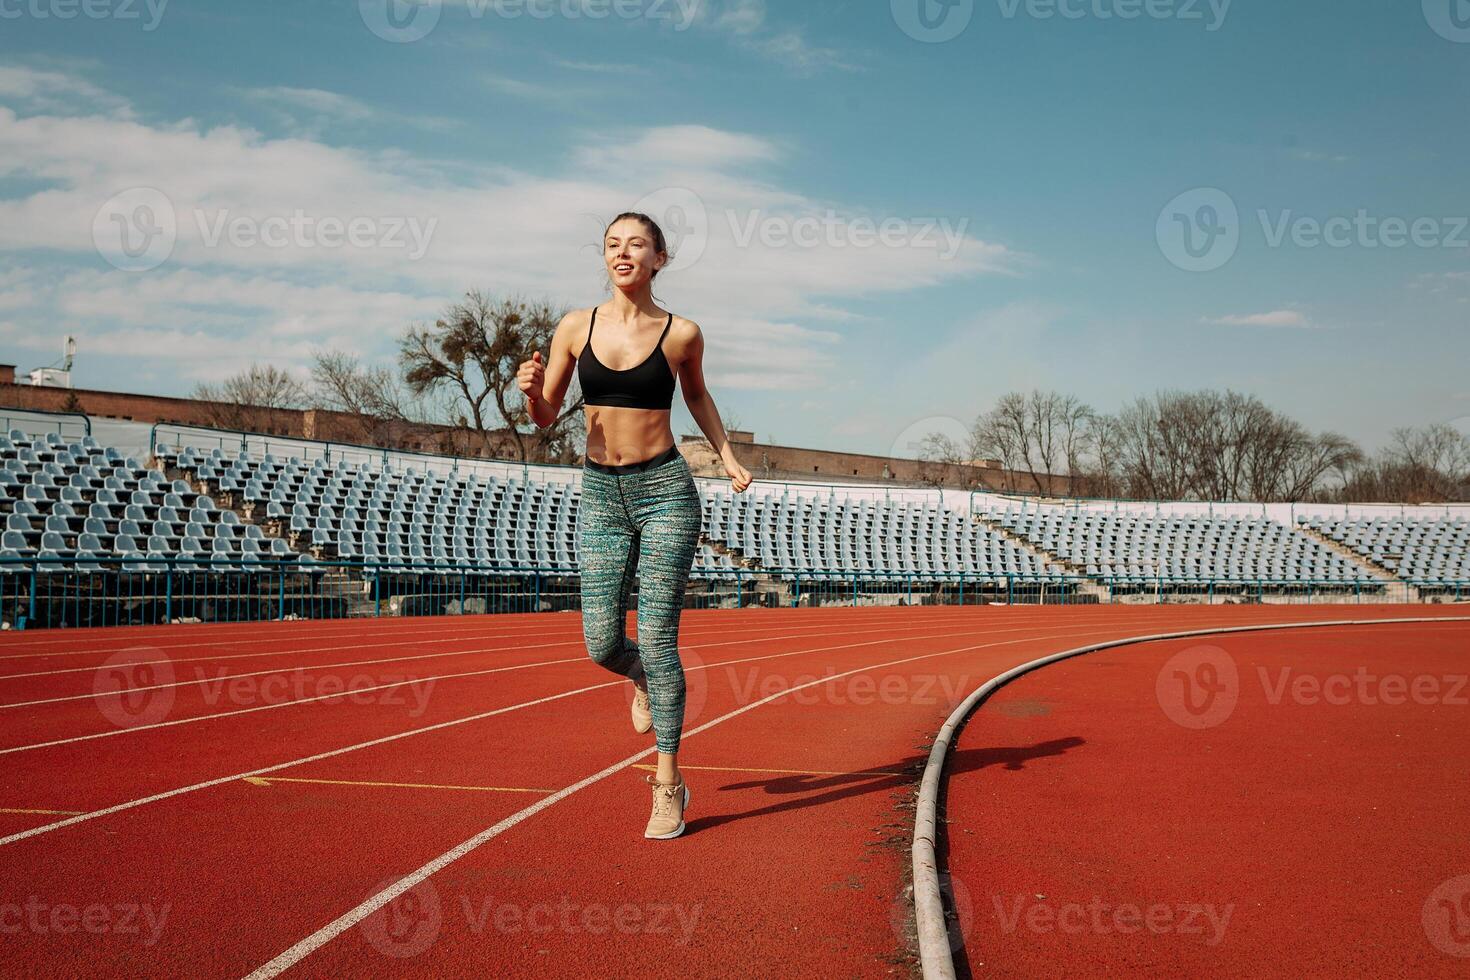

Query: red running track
left=0, top=605, right=1464, bottom=977
left=943, top=618, right=1470, bottom=977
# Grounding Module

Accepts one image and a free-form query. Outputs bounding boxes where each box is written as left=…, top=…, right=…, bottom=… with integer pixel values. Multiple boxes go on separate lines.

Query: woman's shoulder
left=557, top=306, right=599, bottom=333
left=667, top=312, right=702, bottom=339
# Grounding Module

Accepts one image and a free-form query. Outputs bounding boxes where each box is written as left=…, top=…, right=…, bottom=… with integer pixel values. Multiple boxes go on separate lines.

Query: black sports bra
left=577, top=307, right=677, bottom=410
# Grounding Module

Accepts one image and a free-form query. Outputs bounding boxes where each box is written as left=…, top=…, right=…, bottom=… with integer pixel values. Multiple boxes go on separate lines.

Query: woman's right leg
left=577, top=469, right=643, bottom=680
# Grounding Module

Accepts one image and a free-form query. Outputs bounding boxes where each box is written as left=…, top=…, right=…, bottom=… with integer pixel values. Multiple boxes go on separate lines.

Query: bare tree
left=309, top=350, right=448, bottom=447
left=1078, top=412, right=1124, bottom=497
left=1340, top=425, right=1470, bottom=503
left=975, top=393, right=1030, bottom=492
left=192, top=364, right=309, bottom=432
left=399, top=292, right=582, bottom=463
left=682, top=411, right=742, bottom=445
left=971, top=391, right=1094, bottom=496
left=913, top=430, right=983, bottom=490
left=1278, top=431, right=1362, bottom=501
left=1390, top=424, right=1470, bottom=499
left=1107, top=389, right=1366, bottom=502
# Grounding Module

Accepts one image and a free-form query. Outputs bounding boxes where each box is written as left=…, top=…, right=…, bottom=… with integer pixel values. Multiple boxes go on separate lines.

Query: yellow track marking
left=0, top=808, right=83, bottom=816
left=242, top=776, right=554, bottom=794
left=632, top=763, right=906, bottom=777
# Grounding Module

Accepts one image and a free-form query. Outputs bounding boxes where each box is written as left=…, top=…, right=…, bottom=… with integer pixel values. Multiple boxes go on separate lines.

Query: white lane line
left=0, top=621, right=568, bottom=661
left=0, top=657, right=583, bottom=757
left=0, top=606, right=959, bottom=660
left=0, top=642, right=576, bottom=697
left=0, top=609, right=961, bottom=673
left=0, top=622, right=998, bottom=753
left=0, top=608, right=839, bottom=651
left=240, top=626, right=1120, bottom=979
left=0, top=617, right=940, bottom=687
left=0, top=680, right=623, bottom=849
left=1, top=615, right=1156, bottom=756
left=0, top=614, right=1223, bottom=758
left=0, top=622, right=1119, bottom=849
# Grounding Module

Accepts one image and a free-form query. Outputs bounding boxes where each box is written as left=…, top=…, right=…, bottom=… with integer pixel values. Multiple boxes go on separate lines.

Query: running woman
left=518, top=211, right=753, bottom=840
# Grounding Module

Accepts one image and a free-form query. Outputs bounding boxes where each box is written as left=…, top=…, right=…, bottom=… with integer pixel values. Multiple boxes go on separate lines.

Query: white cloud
left=234, top=85, right=456, bottom=136
left=1204, top=310, right=1312, bottom=328
left=550, top=59, right=651, bottom=75
left=0, top=66, right=133, bottom=119
left=1410, top=271, right=1470, bottom=295
left=692, top=0, right=856, bottom=74
left=707, top=0, right=765, bottom=34
left=0, top=71, right=1016, bottom=394
left=572, top=124, right=780, bottom=170
left=744, top=31, right=858, bottom=74
left=238, top=87, right=376, bottom=122
left=1288, top=148, right=1349, bottom=164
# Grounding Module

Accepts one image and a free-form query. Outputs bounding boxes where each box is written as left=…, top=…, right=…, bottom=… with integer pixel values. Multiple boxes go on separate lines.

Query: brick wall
left=680, top=435, right=1074, bottom=494
left=0, top=376, right=1071, bottom=493
left=0, top=381, right=523, bottom=459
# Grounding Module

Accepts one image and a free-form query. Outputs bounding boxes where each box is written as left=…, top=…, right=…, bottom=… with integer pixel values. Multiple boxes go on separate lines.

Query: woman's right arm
left=520, top=309, right=582, bottom=429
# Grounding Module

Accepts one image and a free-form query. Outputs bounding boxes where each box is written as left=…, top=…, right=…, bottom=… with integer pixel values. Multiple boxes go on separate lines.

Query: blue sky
left=1, top=0, right=1467, bottom=459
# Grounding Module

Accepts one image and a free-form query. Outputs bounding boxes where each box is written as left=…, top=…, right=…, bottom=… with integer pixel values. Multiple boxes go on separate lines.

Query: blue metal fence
left=1, top=557, right=1463, bottom=630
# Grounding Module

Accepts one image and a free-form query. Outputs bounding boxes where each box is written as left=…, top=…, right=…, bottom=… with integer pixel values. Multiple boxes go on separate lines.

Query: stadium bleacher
left=3, top=423, right=1468, bottom=629
left=1302, top=515, right=1470, bottom=584
left=980, top=506, right=1364, bottom=585
left=0, top=429, right=304, bottom=572
left=162, top=443, right=737, bottom=578
left=703, top=486, right=1062, bottom=583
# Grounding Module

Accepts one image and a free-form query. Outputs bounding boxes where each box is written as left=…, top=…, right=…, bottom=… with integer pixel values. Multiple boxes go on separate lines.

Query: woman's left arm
left=674, top=318, right=753, bottom=493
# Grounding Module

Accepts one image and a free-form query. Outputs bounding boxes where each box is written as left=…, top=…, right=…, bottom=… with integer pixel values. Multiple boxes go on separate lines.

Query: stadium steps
left=316, top=567, right=374, bottom=615
left=159, top=458, right=307, bottom=561
left=1295, top=523, right=1418, bottom=600
left=971, top=512, right=1110, bottom=601
left=699, top=532, right=793, bottom=604
left=702, top=533, right=760, bottom=569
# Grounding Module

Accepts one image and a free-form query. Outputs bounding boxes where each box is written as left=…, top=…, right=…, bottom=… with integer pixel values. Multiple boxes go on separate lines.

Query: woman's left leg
left=627, top=457, right=703, bottom=781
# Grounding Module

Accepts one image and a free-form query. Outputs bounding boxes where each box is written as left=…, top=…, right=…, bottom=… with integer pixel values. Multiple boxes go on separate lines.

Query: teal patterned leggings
left=576, top=446, right=703, bottom=754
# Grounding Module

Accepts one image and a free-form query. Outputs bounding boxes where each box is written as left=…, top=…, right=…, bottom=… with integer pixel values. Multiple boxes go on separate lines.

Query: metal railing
left=2, top=408, right=92, bottom=440
left=1, top=557, right=1464, bottom=630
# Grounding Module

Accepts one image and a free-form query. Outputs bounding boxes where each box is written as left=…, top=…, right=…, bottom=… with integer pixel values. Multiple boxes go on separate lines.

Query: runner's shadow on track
left=682, top=737, right=1085, bottom=835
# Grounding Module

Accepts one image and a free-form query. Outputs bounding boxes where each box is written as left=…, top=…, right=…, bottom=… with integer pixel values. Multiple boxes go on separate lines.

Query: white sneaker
left=644, top=774, right=690, bottom=839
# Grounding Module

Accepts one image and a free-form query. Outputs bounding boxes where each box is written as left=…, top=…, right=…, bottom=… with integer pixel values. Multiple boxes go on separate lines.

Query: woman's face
left=604, top=218, right=665, bottom=290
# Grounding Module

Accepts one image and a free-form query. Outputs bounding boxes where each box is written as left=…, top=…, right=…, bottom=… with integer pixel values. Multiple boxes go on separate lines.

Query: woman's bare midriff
left=583, top=405, right=676, bottom=465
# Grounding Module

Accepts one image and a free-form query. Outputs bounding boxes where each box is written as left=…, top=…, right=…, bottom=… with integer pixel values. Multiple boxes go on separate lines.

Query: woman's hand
left=724, top=455, right=752, bottom=493
left=516, top=351, right=545, bottom=404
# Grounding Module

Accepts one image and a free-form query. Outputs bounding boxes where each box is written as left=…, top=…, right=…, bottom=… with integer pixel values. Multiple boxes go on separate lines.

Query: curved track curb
left=910, top=615, right=1470, bottom=980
